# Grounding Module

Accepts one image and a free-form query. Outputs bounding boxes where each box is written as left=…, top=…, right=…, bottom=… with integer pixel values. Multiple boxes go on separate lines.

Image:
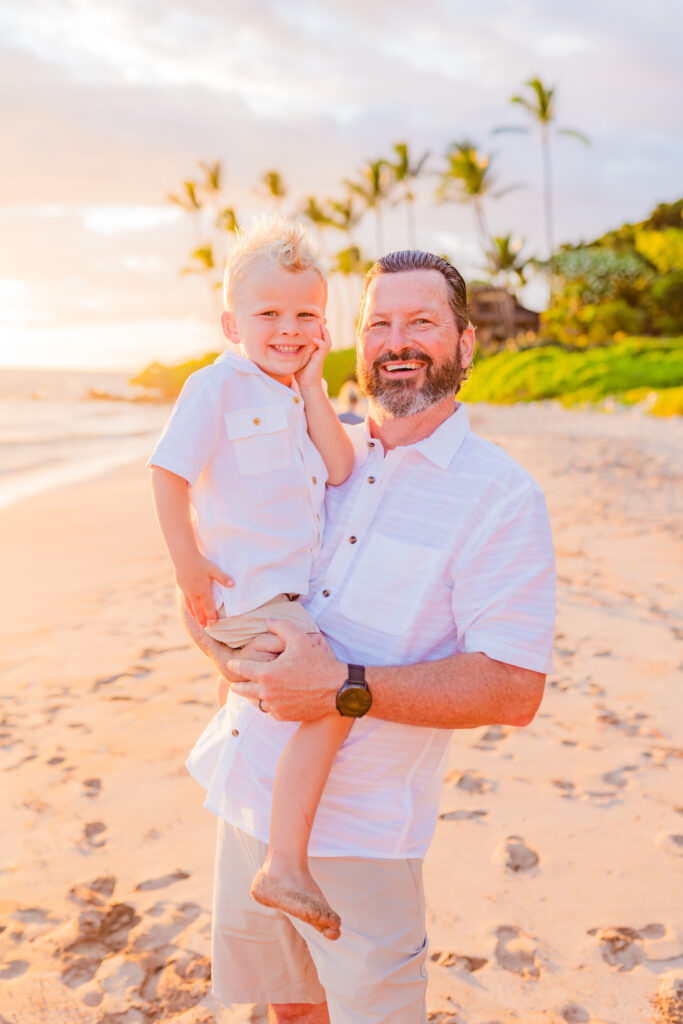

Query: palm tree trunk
left=375, top=207, right=383, bottom=258
left=406, top=196, right=416, bottom=249
left=541, top=125, right=554, bottom=261
left=472, top=198, right=492, bottom=252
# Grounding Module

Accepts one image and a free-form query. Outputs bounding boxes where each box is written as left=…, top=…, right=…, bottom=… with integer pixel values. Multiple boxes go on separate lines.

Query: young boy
left=149, top=218, right=355, bottom=941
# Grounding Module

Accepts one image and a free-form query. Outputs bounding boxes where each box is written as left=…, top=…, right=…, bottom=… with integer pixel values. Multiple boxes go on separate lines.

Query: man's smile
left=380, top=361, right=427, bottom=376
left=375, top=350, right=431, bottom=380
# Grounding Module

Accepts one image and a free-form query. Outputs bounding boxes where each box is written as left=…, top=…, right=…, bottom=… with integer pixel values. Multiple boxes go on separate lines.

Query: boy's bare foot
left=251, top=868, right=341, bottom=941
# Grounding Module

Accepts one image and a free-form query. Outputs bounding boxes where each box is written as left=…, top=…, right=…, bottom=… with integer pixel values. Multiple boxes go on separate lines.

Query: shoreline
left=1, top=405, right=682, bottom=1023
left=2, top=397, right=681, bottom=515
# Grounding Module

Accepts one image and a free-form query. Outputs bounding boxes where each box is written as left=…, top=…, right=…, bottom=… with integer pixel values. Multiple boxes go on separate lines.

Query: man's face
left=222, top=265, right=326, bottom=386
left=357, top=269, right=473, bottom=416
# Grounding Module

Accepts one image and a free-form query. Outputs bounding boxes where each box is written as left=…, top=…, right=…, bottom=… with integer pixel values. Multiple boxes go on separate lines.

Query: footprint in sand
left=471, top=724, right=511, bottom=750
left=588, top=926, right=642, bottom=971
left=493, top=835, right=539, bottom=873
left=81, top=821, right=107, bottom=848
left=69, top=875, right=117, bottom=906
left=135, top=870, right=190, bottom=892
left=602, top=765, right=639, bottom=788
left=53, top=897, right=139, bottom=998
left=0, top=959, right=29, bottom=980
left=12, top=907, right=51, bottom=924
left=655, top=831, right=683, bottom=857
left=430, top=950, right=488, bottom=972
left=445, top=769, right=497, bottom=795
left=589, top=923, right=683, bottom=970
left=552, top=779, right=576, bottom=798
left=494, top=925, right=541, bottom=979
left=82, top=778, right=101, bottom=798
left=127, top=900, right=203, bottom=953
left=653, top=970, right=683, bottom=1024
left=138, top=948, right=211, bottom=1014
left=439, top=809, right=488, bottom=822
left=559, top=1003, right=590, bottom=1023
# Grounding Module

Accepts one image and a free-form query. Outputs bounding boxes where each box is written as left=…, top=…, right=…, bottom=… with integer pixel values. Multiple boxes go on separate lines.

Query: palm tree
left=345, top=159, right=394, bottom=257
left=495, top=77, right=589, bottom=259
left=300, top=195, right=336, bottom=230
left=486, top=234, right=533, bottom=289
left=167, top=160, right=238, bottom=321
left=257, top=169, right=287, bottom=207
left=328, top=196, right=360, bottom=242
left=389, top=142, right=430, bottom=248
left=437, top=140, right=505, bottom=252
left=331, top=245, right=372, bottom=277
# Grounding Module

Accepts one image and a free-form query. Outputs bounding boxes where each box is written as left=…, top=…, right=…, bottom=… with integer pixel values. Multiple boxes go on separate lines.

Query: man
left=183, top=250, right=555, bottom=1024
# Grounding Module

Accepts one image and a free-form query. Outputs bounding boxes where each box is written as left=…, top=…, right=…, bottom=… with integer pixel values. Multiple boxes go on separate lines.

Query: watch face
left=337, top=683, right=372, bottom=717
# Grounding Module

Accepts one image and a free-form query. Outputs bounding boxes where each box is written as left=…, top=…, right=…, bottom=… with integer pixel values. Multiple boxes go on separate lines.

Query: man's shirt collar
left=361, top=402, right=470, bottom=470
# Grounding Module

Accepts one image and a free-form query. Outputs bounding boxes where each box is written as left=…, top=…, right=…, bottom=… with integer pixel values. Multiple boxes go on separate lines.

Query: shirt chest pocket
left=225, top=405, right=292, bottom=476
left=338, top=533, right=444, bottom=636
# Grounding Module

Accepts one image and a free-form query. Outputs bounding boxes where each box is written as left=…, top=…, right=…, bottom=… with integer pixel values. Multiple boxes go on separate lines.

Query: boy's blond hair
left=223, top=215, right=326, bottom=309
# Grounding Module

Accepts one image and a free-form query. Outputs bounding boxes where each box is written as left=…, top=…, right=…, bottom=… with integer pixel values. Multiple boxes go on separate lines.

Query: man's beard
left=357, top=344, right=466, bottom=417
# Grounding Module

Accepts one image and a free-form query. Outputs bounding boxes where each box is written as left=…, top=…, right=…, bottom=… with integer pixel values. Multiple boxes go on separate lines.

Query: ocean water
left=0, top=368, right=170, bottom=509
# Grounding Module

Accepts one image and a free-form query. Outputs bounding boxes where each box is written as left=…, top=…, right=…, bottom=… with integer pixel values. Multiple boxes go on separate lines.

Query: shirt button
left=367, top=476, right=375, bottom=484
left=312, top=476, right=317, bottom=484
left=231, top=728, right=239, bottom=737
left=293, top=396, right=301, bottom=404
left=368, top=441, right=375, bottom=448
left=322, top=588, right=331, bottom=597
left=349, top=536, right=357, bottom=544
left=316, top=513, right=321, bottom=521
left=252, top=417, right=260, bottom=425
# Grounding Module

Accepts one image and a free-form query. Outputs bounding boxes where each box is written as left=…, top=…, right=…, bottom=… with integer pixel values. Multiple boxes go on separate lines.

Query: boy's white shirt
left=148, top=349, right=329, bottom=616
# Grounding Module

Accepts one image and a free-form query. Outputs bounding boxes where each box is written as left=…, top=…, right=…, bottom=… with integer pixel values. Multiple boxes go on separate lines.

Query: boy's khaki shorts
left=205, top=593, right=319, bottom=648
left=212, top=820, right=429, bottom=1023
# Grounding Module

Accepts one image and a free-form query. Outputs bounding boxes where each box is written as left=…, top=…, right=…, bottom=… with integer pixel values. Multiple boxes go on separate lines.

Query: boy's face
left=221, top=265, right=327, bottom=386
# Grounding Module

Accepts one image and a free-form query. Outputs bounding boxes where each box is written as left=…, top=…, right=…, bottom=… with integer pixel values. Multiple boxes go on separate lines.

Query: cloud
left=1, top=0, right=682, bottom=368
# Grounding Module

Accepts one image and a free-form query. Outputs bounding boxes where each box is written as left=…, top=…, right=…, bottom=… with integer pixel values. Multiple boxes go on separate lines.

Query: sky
left=1, top=0, right=681, bottom=371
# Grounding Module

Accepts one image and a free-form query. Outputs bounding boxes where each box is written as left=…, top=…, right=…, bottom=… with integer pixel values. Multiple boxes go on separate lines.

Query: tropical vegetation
left=132, top=77, right=682, bottom=415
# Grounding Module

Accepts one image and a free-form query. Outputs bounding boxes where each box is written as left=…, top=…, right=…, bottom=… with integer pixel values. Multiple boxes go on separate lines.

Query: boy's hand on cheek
left=295, top=324, right=332, bottom=390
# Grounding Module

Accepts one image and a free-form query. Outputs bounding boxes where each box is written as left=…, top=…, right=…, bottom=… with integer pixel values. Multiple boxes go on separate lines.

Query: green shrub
left=462, top=336, right=683, bottom=411
left=130, top=353, right=220, bottom=400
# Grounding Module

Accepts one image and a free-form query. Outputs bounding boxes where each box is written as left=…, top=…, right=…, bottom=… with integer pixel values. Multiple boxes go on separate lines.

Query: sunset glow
left=2, top=1, right=681, bottom=370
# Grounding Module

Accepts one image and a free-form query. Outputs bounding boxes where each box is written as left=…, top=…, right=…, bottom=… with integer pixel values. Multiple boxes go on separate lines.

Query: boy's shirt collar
left=215, top=348, right=301, bottom=395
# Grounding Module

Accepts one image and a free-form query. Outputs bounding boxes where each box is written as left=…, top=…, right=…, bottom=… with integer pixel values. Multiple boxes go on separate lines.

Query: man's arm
left=228, top=620, right=545, bottom=729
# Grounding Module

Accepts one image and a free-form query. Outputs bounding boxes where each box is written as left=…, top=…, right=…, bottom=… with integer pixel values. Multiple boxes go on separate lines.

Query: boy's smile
left=221, top=265, right=327, bottom=387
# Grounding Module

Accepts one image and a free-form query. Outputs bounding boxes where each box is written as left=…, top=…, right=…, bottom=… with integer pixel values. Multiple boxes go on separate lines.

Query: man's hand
left=229, top=619, right=346, bottom=720
left=177, top=555, right=233, bottom=628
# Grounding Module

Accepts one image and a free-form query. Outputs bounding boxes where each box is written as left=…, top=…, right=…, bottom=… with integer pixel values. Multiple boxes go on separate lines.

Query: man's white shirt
left=188, top=403, right=556, bottom=859
left=148, top=350, right=328, bottom=616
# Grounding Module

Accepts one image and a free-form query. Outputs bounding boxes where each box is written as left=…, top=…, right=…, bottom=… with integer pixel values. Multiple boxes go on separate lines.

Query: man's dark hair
left=359, top=250, right=470, bottom=334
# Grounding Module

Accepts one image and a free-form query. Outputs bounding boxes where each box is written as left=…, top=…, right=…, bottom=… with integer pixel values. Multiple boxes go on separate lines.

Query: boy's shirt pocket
left=224, top=405, right=292, bottom=475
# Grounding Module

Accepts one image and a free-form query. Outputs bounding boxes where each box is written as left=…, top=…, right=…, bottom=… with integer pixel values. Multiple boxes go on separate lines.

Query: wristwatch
left=336, top=664, right=372, bottom=718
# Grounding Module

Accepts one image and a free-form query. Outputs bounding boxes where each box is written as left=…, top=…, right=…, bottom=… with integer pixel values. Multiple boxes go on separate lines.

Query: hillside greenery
left=460, top=336, right=683, bottom=415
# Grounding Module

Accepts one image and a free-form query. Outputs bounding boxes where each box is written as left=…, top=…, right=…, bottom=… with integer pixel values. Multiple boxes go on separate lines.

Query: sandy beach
left=1, top=402, right=682, bottom=1024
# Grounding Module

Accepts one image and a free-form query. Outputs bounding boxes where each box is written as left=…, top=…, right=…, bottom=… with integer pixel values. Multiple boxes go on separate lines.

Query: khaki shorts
left=205, top=593, right=319, bottom=649
left=212, top=821, right=428, bottom=1023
